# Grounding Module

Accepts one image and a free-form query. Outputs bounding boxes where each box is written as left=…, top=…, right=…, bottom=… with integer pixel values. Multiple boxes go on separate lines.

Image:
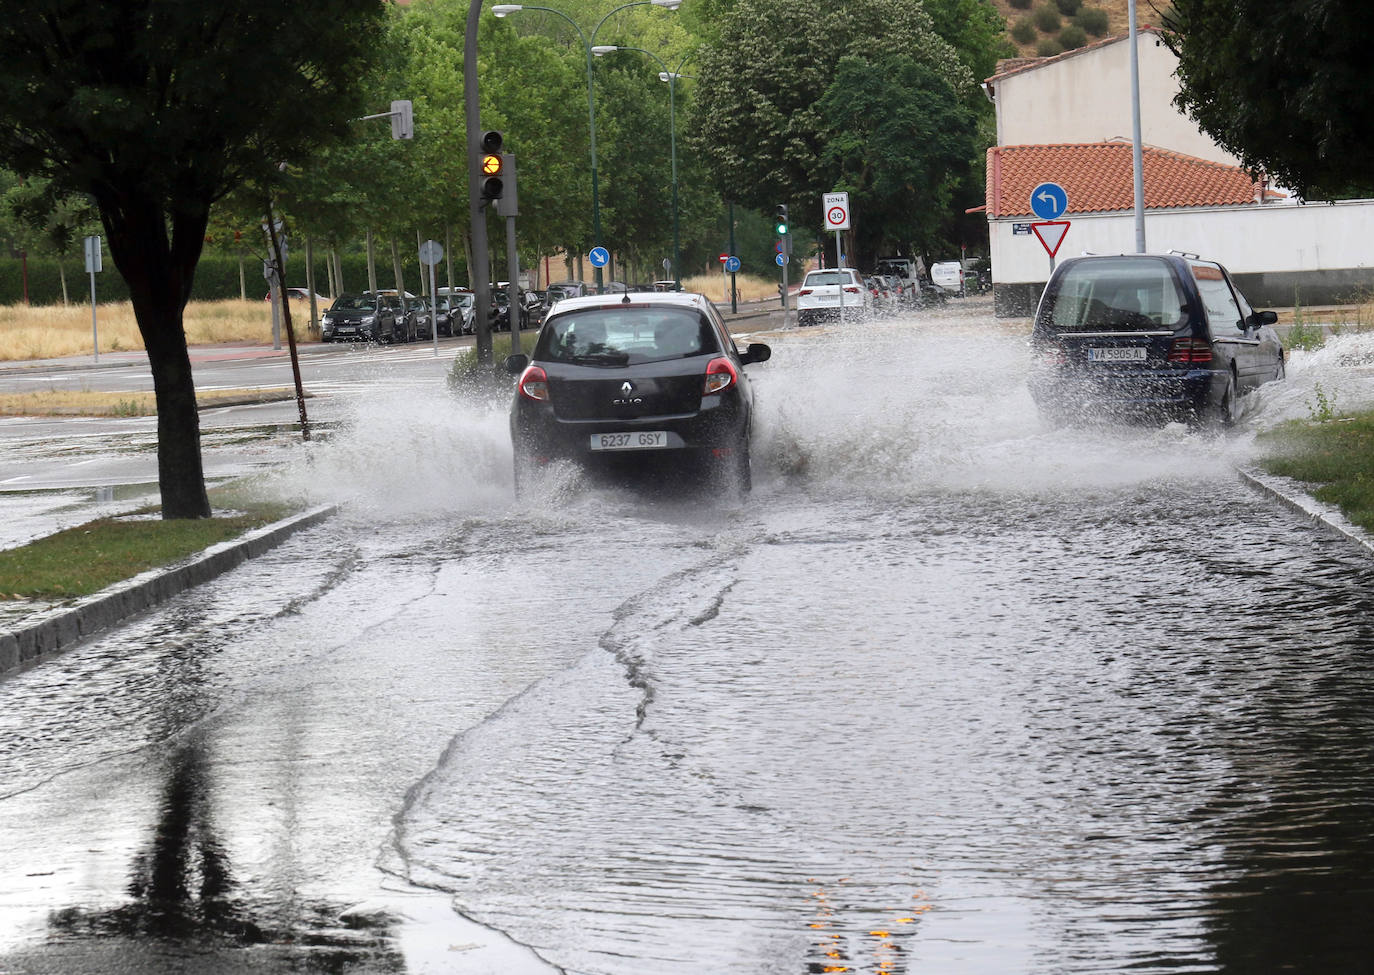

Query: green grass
left=1257, top=411, right=1374, bottom=533
left=0, top=502, right=289, bottom=600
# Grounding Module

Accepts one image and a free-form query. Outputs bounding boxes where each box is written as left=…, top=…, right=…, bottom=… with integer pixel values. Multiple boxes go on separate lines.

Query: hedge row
left=0, top=252, right=473, bottom=306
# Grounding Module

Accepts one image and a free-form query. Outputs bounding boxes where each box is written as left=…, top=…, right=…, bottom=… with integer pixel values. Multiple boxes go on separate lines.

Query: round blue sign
left=589, top=246, right=610, bottom=268
left=725, top=256, right=741, bottom=273
left=1030, top=182, right=1069, bottom=221
left=774, top=253, right=788, bottom=267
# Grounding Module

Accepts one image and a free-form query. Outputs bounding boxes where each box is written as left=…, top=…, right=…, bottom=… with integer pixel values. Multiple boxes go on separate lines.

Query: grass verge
left=1256, top=411, right=1374, bottom=533
left=0, top=387, right=297, bottom=417
left=0, top=495, right=294, bottom=601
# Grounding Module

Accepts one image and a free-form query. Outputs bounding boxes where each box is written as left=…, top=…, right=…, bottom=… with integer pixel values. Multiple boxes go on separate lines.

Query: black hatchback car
left=319, top=292, right=402, bottom=344
left=504, top=292, right=771, bottom=493
left=1028, top=253, right=1285, bottom=425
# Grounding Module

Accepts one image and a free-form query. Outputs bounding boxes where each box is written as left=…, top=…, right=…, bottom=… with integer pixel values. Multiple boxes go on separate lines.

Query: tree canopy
left=1165, top=0, right=1374, bottom=200
left=0, top=0, right=387, bottom=517
left=688, top=0, right=985, bottom=264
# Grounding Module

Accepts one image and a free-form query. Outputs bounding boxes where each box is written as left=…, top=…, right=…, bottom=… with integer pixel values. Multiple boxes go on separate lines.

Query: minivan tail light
left=1168, top=337, right=1213, bottom=363
left=704, top=357, right=737, bottom=394
left=518, top=364, right=550, bottom=401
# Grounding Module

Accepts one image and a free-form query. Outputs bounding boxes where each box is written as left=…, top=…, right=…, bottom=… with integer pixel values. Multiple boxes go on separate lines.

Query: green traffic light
left=775, top=222, right=788, bottom=235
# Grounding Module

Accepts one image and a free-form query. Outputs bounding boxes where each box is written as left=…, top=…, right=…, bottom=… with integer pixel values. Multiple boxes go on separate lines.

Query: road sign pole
left=836, top=230, right=845, bottom=328
left=89, top=268, right=98, bottom=362
left=781, top=256, right=789, bottom=328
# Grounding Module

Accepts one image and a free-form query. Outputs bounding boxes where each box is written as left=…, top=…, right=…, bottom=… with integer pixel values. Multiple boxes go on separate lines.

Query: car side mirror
left=740, top=342, right=771, bottom=364
left=1248, top=309, right=1278, bottom=327
left=504, top=354, right=529, bottom=376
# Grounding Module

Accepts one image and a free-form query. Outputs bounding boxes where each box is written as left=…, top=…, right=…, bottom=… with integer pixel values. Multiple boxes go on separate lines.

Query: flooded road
left=4, top=302, right=1374, bottom=973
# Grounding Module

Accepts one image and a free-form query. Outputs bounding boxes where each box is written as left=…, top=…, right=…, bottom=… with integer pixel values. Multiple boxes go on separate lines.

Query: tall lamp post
left=492, top=0, right=682, bottom=293
left=593, top=46, right=693, bottom=290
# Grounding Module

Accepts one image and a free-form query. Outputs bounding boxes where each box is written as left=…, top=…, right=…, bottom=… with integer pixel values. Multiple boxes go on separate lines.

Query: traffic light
left=479, top=130, right=505, bottom=202
left=774, top=204, right=789, bottom=236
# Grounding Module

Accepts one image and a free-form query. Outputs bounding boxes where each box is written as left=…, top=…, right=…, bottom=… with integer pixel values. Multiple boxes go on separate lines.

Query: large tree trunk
left=101, top=192, right=211, bottom=519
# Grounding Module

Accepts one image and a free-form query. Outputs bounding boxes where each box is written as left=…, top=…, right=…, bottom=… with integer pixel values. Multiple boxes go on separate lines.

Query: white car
left=795, top=268, right=871, bottom=326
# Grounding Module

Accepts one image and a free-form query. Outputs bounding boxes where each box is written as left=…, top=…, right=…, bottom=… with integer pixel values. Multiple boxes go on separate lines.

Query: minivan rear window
left=1040, top=258, right=1186, bottom=332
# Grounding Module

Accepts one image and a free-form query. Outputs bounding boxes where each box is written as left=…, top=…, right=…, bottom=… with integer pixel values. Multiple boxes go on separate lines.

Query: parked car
left=796, top=268, right=872, bottom=326
left=1028, top=253, right=1285, bottom=426
left=929, top=261, right=966, bottom=297
left=437, top=287, right=475, bottom=334
left=504, top=291, right=772, bottom=495
left=319, top=292, right=402, bottom=343
left=406, top=297, right=434, bottom=339
left=652, top=280, right=681, bottom=292
left=545, top=281, right=589, bottom=303
left=264, top=287, right=329, bottom=304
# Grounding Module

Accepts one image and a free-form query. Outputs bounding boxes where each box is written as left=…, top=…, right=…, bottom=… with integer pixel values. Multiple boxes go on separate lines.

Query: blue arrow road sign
left=725, top=256, right=741, bottom=273
left=589, top=246, right=610, bottom=268
left=774, top=253, right=787, bottom=267
left=1030, top=182, right=1068, bottom=221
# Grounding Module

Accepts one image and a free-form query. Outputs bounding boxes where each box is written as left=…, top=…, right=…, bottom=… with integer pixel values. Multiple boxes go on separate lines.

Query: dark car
left=504, top=291, right=771, bottom=494
left=1028, top=253, right=1285, bottom=426
left=406, top=297, right=433, bottom=339
left=319, top=292, right=402, bottom=343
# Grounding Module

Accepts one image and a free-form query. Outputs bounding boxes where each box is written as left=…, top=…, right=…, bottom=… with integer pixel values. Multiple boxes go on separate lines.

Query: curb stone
left=0, top=504, right=337, bottom=679
left=1239, top=467, right=1374, bottom=555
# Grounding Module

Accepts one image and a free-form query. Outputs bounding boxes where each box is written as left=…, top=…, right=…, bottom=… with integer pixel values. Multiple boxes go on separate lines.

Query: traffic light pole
left=464, top=0, right=494, bottom=364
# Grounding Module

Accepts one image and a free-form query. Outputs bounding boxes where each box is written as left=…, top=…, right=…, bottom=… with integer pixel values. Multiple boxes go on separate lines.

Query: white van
left=929, top=261, right=965, bottom=297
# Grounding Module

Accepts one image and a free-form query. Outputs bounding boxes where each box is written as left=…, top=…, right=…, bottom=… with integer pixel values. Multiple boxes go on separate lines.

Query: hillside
left=990, top=0, right=1158, bottom=62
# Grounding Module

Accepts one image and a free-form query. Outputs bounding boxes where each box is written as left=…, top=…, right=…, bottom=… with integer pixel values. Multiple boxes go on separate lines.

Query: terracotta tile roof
left=985, top=142, right=1266, bottom=218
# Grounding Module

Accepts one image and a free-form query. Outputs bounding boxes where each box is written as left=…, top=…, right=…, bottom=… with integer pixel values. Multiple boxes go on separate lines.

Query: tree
left=689, top=0, right=975, bottom=261
left=0, top=0, right=386, bottom=517
left=1164, top=0, right=1374, bottom=200
left=818, top=54, right=978, bottom=263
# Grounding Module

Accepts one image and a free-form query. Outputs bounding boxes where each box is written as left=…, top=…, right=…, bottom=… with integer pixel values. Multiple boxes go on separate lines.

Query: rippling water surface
left=5, top=303, right=1374, bottom=974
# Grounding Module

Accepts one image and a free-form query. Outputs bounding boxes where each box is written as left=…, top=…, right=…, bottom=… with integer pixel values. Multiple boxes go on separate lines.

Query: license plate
left=590, top=431, right=668, bottom=451
left=1088, top=346, right=1146, bottom=362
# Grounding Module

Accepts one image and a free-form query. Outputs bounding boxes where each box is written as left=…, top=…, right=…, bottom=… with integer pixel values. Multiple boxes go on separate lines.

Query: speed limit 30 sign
left=823, top=191, right=851, bottom=231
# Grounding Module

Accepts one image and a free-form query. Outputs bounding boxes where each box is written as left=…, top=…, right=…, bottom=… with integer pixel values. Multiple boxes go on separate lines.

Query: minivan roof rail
left=1166, top=249, right=1200, bottom=259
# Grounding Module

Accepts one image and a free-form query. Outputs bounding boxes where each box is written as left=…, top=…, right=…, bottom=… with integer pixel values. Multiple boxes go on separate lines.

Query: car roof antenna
left=622, top=292, right=632, bottom=303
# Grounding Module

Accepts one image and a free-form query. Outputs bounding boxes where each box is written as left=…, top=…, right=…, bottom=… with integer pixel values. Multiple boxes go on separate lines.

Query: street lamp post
left=593, top=46, right=693, bottom=291
left=492, top=0, right=681, bottom=293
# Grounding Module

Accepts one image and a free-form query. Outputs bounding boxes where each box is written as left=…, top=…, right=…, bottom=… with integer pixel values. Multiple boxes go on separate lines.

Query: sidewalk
left=1, top=504, right=336, bottom=678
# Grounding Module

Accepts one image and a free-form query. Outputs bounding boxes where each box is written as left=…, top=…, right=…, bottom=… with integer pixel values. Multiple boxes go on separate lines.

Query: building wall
left=993, top=35, right=1239, bottom=167
left=990, top=201, right=1374, bottom=316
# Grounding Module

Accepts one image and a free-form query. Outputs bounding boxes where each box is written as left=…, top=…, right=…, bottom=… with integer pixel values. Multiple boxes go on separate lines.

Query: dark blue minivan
left=1028, top=253, right=1285, bottom=425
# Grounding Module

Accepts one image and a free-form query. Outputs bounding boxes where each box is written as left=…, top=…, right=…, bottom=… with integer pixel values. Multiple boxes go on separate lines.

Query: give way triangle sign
left=1031, top=220, right=1070, bottom=257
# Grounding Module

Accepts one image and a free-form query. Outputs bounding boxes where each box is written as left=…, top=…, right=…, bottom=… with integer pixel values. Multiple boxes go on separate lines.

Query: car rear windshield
left=1040, top=258, right=1187, bottom=332
left=804, top=271, right=851, bottom=287
left=537, top=306, right=719, bottom=366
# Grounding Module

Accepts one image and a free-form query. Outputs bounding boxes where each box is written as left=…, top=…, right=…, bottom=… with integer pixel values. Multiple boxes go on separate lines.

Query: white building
left=981, top=30, right=1374, bottom=315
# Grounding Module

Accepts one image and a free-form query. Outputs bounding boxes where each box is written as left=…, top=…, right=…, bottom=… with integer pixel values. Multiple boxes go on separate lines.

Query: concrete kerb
left=0, top=504, right=337, bottom=679
left=1239, top=467, right=1374, bottom=555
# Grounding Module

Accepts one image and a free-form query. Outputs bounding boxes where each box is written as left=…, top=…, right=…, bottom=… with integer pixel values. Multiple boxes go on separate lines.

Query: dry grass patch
left=0, top=299, right=285, bottom=361
left=682, top=272, right=787, bottom=303
left=0, top=388, right=296, bottom=417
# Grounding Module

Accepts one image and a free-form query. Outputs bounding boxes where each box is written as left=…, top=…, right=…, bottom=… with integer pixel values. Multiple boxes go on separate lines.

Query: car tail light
left=518, top=364, right=549, bottom=401
left=704, top=357, right=737, bottom=394
left=798, top=288, right=814, bottom=296
left=1168, top=337, right=1213, bottom=363
left=843, top=285, right=861, bottom=293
